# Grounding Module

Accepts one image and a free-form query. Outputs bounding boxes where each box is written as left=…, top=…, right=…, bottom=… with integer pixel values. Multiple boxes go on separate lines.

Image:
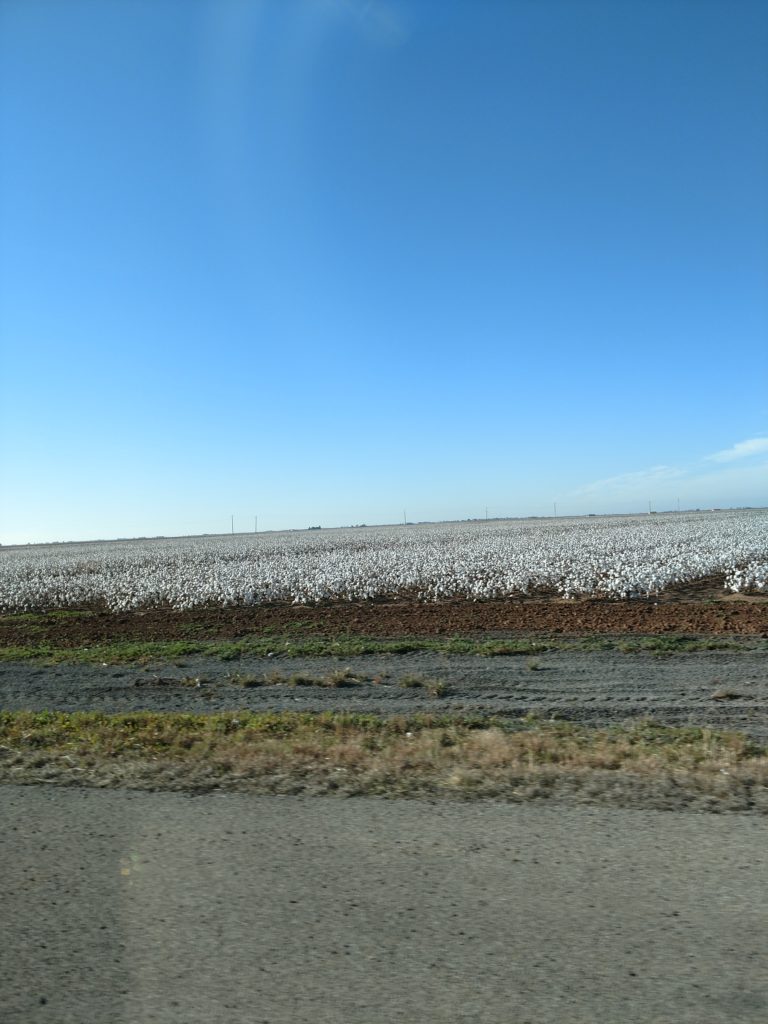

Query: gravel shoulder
left=2, top=786, right=767, bottom=1024
left=3, top=649, right=767, bottom=738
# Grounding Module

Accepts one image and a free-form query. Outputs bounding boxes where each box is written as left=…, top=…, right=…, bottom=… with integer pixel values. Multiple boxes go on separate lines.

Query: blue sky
left=1, top=0, right=766, bottom=543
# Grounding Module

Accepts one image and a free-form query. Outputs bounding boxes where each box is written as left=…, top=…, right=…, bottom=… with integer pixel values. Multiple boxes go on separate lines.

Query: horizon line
left=3, top=506, right=766, bottom=550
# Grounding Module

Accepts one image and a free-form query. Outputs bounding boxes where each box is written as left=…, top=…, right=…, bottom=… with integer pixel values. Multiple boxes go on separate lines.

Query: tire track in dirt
left=2, top=650, right=766, bottom=739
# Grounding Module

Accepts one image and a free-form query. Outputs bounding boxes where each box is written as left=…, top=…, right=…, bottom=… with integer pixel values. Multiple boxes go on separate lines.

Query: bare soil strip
left=2, top=588, right=768, bottom=650
left=2, top=648, right=767, bottom=738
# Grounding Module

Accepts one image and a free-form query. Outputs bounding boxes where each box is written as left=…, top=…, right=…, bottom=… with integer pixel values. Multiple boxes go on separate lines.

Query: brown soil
left=3, top=576, right=767, bottom=648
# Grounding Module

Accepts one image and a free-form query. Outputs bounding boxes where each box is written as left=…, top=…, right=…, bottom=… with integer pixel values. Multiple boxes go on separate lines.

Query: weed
left=323, top=668, right=360, bottom=688
left=526, top=658, right=542, bottom=671
left=1, top=710, right=765, bottom=808
left=398, top=674, right=449, bottom=696
left=286, top=674, right=319, bottom=687
left=399, top=674, right=425, bottom=689
left=476, top=640, right=542, bottom=656
left=1, top=631, right=762, bottom=666
left=265, top=671, right=290, bottom=685
left=283, top=669, right=362, bottom=688
left=225, top=673, right=263, bottom=688
left=621, top=636, right=743, bottom=655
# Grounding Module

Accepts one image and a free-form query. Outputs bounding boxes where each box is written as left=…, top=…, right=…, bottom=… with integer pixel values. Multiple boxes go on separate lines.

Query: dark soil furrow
left=2, top=592, right=767, bottom=650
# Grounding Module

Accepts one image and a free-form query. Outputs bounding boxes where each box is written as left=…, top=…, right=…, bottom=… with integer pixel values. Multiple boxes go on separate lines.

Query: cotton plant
left=0, top=510, right=766, bottom=613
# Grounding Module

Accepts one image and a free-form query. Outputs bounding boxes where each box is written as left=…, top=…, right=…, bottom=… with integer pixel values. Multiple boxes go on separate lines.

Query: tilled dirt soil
left=3, top=582, right=768, bottom=648
left=3, top=648, right=767, bottom=739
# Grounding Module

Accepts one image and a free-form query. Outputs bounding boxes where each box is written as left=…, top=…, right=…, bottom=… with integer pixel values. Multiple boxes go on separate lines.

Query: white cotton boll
left=0, top=510, right=766, bottom=611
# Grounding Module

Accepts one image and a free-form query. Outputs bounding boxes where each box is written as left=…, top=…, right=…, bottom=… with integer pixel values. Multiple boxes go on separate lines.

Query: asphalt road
left=2, top=649, right=767, bottom=737
left=2, top=786, right=767, bottom=1024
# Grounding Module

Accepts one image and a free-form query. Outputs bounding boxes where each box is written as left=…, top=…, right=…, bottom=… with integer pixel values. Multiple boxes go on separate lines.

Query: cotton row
left=0, top=510, right=766, bottom=613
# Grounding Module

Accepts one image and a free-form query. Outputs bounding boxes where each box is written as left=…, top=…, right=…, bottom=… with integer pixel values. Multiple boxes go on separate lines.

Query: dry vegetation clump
left=317, top=668, right=362, bottom=688
left=224, top=673, right=264, bottom=688
left=398, top=674, right=450, bottom=696
left=1, top=711, right=767, bottom=812
left=256, top=668, right=364, bottom=688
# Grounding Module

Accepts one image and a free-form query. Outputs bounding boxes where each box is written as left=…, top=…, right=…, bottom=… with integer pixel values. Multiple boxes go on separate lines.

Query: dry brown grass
left=1, top=711, right=767, bottom=811
left=245, top=668, right=365, bottom=688
left=397, top=674, right=449, bottom=695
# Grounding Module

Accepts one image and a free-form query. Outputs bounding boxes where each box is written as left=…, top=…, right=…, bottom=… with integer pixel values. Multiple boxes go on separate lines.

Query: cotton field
left=1, top=510, right=766, bottom=614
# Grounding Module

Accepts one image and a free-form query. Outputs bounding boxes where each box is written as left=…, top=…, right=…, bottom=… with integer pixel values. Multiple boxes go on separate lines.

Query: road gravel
left=2, top=786, right=766, bottom=1024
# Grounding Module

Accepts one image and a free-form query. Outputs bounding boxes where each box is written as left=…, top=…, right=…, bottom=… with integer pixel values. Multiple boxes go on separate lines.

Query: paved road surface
left=2, top=786, right=766, bottom=1023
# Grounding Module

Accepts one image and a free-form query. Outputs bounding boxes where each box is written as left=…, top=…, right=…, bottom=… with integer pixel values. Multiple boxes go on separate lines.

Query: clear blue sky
left=1, top=0, right=766, bottom=543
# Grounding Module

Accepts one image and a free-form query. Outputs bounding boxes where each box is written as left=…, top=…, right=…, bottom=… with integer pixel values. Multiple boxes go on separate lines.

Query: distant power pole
left=648, top=500, right=652, bottom=514
left=677, top=497, right=680, bottom=513
left=403, top=509, right=407, bottom=525
left=254, top=515, right=258, bottom=533
left=485, top=506, right=489, bottom=520
left=231, top=515, right=234, bottom=535
left=553, top=503, right=557, bottom=518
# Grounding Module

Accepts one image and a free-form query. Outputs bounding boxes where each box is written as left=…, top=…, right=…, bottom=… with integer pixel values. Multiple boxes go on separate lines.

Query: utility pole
left=485, top=506, right=488, bottom=520
left=553, top=502, right=557, bottom=518
left=254, top=515, right=258, bottom=534
left=648, top=500, right=652, bottom=515
left=231, top=515, right=234, bottom=535
left=403, top=509, right=407, bottom=526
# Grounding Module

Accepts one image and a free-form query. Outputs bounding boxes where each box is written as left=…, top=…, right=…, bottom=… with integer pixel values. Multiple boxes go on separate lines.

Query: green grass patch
left=0, top=633, right=761, bottom=665
left=617, top=636, right=744, bottom=654
left=0, top=609, right=92, bottom=625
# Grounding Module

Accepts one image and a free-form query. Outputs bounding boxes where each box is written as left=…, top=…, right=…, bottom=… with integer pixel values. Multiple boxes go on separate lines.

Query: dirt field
left=2, top=578, right=767, bottom=649
left=2, top=582, right=767, bottom=739
left=2, top=648, right=767, bottom=739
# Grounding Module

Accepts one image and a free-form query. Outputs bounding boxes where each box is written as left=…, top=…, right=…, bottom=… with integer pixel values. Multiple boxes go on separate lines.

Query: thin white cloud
left=570, top=439, right=768, bottom=503
left=706, top=437, right=768, bottom=463
left=566, top=456, right=767, bottom=512
left=320, top=0, right=408, bottom=44
left=569, top=465, right=684, bottom=498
